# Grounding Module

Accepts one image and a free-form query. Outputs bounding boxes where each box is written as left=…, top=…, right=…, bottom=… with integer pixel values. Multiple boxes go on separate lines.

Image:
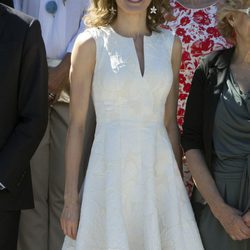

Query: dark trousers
left=0, top=210, right=20, bottom=250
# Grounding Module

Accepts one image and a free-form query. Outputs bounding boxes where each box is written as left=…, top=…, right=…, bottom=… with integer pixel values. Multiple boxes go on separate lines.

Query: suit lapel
left=0, top=4, right=9, bottom=41
left=205, top=48, right=235, bottom=168
left=0, top=1, right=13, bottom=7
left=0, top=6, right=5, bottom=39
left=210, top=48, right=235, bottom=120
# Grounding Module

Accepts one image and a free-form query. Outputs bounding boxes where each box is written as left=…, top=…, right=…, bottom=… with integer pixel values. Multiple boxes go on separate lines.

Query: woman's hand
left=60, top=200, right=80, bottom=240
left=214, top=204, right=250, bottom=241
left=242, top=211, right=250, bottom=227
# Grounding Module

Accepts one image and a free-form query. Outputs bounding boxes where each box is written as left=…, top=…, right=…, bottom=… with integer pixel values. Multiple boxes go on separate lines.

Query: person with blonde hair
left=60, top=0, right=204, bottom=249
left=182, top=0, right=250, bottom=249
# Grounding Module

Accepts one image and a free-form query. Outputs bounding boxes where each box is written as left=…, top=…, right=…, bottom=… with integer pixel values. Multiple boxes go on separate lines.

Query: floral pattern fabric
left=163, top=0, right=231, bottom=194
left=164, top=0, right=231, bottom=128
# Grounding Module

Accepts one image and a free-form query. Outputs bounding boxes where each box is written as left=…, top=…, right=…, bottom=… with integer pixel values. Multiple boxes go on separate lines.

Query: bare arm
left=60, top=31, right=96, bottom=240
left=186, top=149, right=250, bottom=240
left=186, top=149, right=226, bottom=213
left=164, top=36, right=182, bottom=171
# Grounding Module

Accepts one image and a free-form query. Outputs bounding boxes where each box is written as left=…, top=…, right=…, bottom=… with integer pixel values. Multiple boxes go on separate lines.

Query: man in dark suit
left=0, top=3, right=48, bottom=250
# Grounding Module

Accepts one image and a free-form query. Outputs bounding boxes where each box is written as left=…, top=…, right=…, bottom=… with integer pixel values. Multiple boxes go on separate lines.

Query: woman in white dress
left=60, top=0, right=204, bottom=249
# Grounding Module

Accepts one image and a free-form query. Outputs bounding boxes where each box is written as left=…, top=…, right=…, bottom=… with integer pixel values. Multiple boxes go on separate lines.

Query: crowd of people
left=0, top=0, right=249, bottom=250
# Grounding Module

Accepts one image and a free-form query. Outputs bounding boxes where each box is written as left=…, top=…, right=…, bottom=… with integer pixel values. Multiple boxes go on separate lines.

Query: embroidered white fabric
left=62, top=26, right=204, bottom=250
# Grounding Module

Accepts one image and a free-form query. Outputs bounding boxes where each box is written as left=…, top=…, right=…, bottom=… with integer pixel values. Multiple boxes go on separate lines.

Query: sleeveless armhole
left=83, top=27, right=102, bottom=72
left=161, top=29, right=175, bottom=60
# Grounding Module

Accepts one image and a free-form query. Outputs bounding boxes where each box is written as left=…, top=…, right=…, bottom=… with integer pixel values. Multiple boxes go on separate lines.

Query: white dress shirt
left=14, top=0, right=89, bottom=59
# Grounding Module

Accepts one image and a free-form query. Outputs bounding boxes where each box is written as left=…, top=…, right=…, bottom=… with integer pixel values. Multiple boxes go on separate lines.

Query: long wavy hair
left=217, top=0, right=250, bottom=43
left=84, top=0, right=171, bottom=32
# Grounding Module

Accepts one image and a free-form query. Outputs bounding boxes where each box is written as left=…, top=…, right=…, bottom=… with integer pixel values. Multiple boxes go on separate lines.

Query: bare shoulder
left=70, top=29, right=99, bottom=82
left=72, top=30, right=96, bottom=62
left=75, top=30, right=96, bottom=47
left=172, top=35, right=182, bottom=56
left=171, top=35, right=182, bottom=65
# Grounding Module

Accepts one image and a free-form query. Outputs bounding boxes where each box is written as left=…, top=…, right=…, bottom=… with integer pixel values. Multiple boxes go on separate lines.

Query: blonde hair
left=217, top=0, right=250, bottom=43
left=84, top=0, right=171, bottom=32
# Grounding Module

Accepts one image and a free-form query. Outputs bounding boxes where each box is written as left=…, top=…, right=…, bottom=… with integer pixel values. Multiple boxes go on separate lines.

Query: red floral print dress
left=163, top=0, right=231, bottom=194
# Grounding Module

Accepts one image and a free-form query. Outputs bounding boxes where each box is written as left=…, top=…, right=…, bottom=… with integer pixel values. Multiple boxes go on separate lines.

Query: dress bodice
left=86, top=26, right=174, bottom=125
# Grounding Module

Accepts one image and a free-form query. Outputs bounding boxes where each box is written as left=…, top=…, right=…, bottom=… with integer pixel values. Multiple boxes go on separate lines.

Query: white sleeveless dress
left=62, top=26, right=203, bottom=250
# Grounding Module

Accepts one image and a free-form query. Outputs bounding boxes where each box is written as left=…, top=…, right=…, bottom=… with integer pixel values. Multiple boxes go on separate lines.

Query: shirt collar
left=214, top=47, right=235, bottom=70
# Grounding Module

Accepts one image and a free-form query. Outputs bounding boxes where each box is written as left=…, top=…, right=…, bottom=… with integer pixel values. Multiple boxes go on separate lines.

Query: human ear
left=226, top=13, right=236, bottom=28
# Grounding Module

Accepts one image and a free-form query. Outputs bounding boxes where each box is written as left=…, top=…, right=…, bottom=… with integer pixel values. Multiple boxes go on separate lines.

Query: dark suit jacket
left=181, top=48, right=235, bottom=205
left=0, top=0, right=13, bottom=7
left=0, top=4, right=48, bottom=210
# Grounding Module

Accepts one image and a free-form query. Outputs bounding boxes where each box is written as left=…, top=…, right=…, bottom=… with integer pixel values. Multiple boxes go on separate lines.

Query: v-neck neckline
left=133, top=36, right=145, bottom=77
left=108, top=25, right=154, bottom=79
left=229, top=69, right=250, bottom=99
